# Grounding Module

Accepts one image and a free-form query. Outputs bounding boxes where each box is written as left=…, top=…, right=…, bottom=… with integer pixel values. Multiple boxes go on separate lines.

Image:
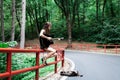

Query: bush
left=0, top=53, right=58, bottom=80
left=0, top=41, right=18, bottom=48
left=0, top=53, right=6, bottom=73
left=96, top=23, right=120, bottom=44
left=75, top=20, right=103, bottom=42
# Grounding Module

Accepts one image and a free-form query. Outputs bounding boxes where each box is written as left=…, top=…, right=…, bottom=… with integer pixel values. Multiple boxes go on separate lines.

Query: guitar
left=45, top=37, right=64, bottom=45
left=39, top=35, right=64, bottom=49
left=52, top=37, right=64, bottom=40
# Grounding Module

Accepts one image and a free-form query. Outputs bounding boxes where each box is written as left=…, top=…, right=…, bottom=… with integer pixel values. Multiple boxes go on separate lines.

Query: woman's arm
left=39, top=29, right=52, bottom=40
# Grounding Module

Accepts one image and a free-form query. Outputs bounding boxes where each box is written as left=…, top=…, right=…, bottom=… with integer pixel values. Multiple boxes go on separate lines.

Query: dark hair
left=43, top=22, right=51, bottom=34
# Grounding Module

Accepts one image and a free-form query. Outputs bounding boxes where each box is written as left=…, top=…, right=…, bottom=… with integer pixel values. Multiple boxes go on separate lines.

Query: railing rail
left=77, top=44, right=120, bottom=54
left=24, top=43, right=120, bottom=54
left=0, top=48, right=64, bottom=80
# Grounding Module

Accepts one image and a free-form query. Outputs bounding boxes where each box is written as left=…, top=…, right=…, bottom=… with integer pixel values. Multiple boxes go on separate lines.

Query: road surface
left=65, top=50, right=120, bottom=80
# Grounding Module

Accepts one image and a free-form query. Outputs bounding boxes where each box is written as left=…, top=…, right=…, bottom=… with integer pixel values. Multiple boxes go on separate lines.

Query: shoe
left=44, top=61, right=47, bottom=65
left=41, top=57, right=47, bottom=65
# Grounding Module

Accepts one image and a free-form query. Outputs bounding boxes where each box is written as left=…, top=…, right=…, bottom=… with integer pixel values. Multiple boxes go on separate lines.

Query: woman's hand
left=47, top=37, right=52, bottom=40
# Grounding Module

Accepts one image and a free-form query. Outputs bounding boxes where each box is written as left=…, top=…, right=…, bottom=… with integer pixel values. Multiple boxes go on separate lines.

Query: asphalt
left=65, top=50, right=120, bottom=80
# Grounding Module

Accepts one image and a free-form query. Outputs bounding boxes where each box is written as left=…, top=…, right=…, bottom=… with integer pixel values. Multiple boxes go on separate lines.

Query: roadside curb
left=65, top=49, right=120, bottom=56
left=59, top=58, right=75, bottom=80
left=41, top=58, right=75, bottom=80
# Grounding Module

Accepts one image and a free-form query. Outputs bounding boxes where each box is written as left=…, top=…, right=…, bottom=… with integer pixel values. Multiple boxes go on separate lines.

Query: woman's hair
left=43, top=22, right=51, bottom=34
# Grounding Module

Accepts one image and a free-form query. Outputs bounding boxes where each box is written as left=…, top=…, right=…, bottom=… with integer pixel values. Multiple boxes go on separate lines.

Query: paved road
left=65, top=50, right=120, bottom=80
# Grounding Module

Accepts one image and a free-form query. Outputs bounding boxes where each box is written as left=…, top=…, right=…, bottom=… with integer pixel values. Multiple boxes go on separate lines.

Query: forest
left=0, top=0, right=120, bottom=79
left=0, top=0, right=120, bottom=46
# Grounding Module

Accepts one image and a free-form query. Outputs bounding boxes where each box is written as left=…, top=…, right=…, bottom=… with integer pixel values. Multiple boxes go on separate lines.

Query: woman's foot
left=41, top=57, right=47, bottom=65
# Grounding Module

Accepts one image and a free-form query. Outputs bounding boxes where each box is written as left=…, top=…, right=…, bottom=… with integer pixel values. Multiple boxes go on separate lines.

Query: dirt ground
left=25, top=38, right=120, bottom=54
left=25, top=38, right=96, bottom=47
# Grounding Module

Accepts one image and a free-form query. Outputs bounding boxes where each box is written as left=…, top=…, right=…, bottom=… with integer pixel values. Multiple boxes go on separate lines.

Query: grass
left=39, top=57, right=61, bottom=77
left=0, top=53, right=61, bottom=80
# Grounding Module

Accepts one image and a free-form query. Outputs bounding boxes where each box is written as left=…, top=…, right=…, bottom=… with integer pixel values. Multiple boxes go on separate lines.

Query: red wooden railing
left=0, top=48, right=64, bottom=80
left=24, top=43, right=120, bottom=54
left=76, top=44, right=120, bottom=54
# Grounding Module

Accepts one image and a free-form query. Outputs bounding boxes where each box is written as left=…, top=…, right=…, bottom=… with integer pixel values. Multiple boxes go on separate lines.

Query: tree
left=20, top=0, right=26, bottom=48
left=102, top=0, right=106, bottom=19
left=0, top=0, right=5, bottom=41
left=25, top=0, right=50, bottom=40
left=96, top=0, right=99, bottom=21
left=109, top=0, right=115, bottom=17
left=16, top=0, right=22, bottom=28
left=118, top=0, right=120, bottom=22
left=54, top=0, right=81, bottom=48
left=11, top=0, right=16, bottom=41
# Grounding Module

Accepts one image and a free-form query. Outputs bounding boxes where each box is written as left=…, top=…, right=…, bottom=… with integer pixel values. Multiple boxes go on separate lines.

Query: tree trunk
left=43, top=0, right=49, bottom=21
left=20, top=0, right=26, bottom=48
left=118, top=0, right=120, bottom=22
left=11, top=0, right=16, bottom=41
left=102, top=0, right=106, bottom=18
left=101, top=0, right=106, bottom=25
left=82, top=1, right=85, bottom=24
left=109, top=0, right=115, bottom=17
left=0, top=0, right=5, bottom=41
left=66, top=15, right=72, bottom=48
left=54, top=0, right=81, bottom=48
left=96, top=0, right=99, bottom=21
left=77, top=11, right=80, bottom=26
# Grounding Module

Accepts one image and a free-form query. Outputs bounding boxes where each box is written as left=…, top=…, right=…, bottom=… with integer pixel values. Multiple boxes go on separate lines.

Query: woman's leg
left=44, top=47, right=57, bottom=59
left=42, top=47, right=57, bottom=65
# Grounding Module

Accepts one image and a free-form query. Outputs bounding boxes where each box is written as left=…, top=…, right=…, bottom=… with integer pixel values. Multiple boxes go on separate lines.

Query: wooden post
left=35, top=52, right=40, bottom=80
left=55, top=56, right=57, bottom=73
left=104, top=45, right=106, bottom=53
left=62, top=50, right=64, bottom=67
left=115, top=45, right=118, bottom=54
left=7, top=52, right=12, bottom=80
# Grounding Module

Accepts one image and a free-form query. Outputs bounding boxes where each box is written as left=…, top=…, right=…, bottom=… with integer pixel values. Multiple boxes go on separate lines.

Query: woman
left=39, top=22, right=57, bottom=65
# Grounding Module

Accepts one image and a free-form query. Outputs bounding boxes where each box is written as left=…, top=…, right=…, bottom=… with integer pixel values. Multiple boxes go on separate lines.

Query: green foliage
left=51, top=19, right=67, bottom=38
left=0, top=53, right=6, bottom=73
left=0, top=53, right=59, bottom=80
left=71, top=19, right=101, bottom=42
left=0, top=41, right=18, bottom=48
left=1, top=0, right=120, bottom=44
left=96, top=23, right=120, bottom=44
left=7, top=41, right=18, bottom=47
left=0, top=42, right=8, bottom=48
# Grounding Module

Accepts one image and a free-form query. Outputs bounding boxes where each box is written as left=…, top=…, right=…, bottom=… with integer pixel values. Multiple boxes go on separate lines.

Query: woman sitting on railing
left=39, top=22, right=57, bottom=65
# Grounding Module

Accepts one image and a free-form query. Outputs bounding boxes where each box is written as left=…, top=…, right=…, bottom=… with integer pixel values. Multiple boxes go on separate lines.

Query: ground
left=25, top=38, right=120, bottom=54
left=25, top=38, right=96, bottom=49
left=25, top=39, right=120, bottom=80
